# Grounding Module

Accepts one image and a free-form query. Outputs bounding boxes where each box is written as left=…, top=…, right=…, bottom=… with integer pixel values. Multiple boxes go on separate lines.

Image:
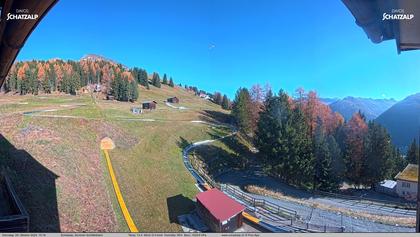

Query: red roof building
left=196, top=188, right=245, bottom=232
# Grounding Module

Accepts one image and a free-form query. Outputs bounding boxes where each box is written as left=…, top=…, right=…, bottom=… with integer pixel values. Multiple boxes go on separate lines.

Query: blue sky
left=17, top=0, right=420, bottom=100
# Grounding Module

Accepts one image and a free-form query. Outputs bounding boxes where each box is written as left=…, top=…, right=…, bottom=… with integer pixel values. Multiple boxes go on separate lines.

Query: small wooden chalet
left=196, top=188, right=245, bottom=232
left=142, top=101, right=157, bottom=110
left=167, top=97, right=180, bottom=103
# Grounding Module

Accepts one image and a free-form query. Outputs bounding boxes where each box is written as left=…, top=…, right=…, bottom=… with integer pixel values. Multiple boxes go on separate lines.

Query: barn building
left=167, top=97, right=179, bottom=103
left=142, top=101, right=157, bottom=110
left=395, top=164, right=418, bottom=201
left=196, top=188, right=245, bottom=232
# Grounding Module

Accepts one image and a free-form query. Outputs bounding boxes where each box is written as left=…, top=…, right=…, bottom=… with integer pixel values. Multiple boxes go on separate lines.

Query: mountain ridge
left=327, top=97, right=397, bottom=121
left=376, top=93, right=420, bottom=150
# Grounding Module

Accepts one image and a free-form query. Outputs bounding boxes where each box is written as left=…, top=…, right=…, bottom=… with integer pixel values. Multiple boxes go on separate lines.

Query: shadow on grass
left=177, top=130, right=316, bottom=201
left=207, top=131, right=254, bottom=169
left=166, top=194, right=195, bottom=224
left=199, top=110, right=233, bottom=125
left=176, top=137, right=191, bottom=150
left=0, top=134, right=60, bottom=232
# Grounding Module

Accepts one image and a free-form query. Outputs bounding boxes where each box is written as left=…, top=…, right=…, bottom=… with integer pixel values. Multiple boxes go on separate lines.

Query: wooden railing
left=313, top=190, right=416, bottom=210
left=221, top=184, right=297, bottom=219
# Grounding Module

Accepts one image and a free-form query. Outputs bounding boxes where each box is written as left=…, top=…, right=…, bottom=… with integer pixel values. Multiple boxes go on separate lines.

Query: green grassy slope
left=0, top=84, right=231, bottom=232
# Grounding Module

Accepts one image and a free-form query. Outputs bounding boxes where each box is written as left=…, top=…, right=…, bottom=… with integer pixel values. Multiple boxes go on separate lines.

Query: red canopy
left=196, top=188, right=245, bottom=222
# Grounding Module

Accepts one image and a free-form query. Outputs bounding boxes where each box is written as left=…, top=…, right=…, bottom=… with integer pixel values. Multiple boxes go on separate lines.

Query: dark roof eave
left=0, top=0, right=59, bottom=87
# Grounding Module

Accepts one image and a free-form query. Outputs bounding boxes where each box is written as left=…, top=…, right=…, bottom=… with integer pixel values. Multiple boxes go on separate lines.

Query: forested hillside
left=231, top=86, right=407, bottom=191
left=4, top=57, right=140, bottom=101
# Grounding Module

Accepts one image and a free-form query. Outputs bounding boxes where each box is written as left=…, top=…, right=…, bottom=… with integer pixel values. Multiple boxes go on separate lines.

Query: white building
left=374, top=180, right=397, bottom=196
left=394, top=164, right=418, bottom=201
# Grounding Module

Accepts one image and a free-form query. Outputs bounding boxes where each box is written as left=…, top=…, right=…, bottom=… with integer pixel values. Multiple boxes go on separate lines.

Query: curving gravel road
left=216, top=171, right=414, bottom=232
left=183, top=134, right=415, bottom=233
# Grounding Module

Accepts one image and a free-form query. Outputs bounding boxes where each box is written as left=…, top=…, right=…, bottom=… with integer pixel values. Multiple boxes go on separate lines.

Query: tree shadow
left=191, top=143, right=241, bottom=178
left=176, top=136, right=191, bottom=150
left=166, top=194, right=195, bottom=224
left=207, top=131, right=254, bottom=169
left=199, top=110, right=233, bottom=125
left=0, top=134, right=60, bottom=232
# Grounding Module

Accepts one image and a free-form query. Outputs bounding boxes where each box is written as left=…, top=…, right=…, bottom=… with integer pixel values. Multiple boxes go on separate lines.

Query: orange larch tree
left=344, top=112, right=368, bottom=186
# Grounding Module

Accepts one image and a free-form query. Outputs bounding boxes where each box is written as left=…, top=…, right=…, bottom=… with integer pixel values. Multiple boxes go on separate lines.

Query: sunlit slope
left=0, top=85, right=231, bottom=232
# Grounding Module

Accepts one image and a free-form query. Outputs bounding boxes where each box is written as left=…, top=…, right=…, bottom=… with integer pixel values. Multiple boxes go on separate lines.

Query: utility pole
left=416, top=129, right=420, bottom=232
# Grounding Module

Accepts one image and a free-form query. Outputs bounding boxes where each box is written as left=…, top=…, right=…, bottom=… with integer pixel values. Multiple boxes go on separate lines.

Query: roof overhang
left=0, top=0, right=58, bottom=88
left=342, top=0, right=420, bottom=53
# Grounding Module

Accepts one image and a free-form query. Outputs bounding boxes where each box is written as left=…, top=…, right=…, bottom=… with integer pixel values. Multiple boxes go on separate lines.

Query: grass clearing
left=0, top=85, right=231, bottom=232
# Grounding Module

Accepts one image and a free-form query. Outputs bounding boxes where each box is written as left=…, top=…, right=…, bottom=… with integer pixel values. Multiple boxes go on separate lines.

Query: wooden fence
left=313, top=190, right=416, bottom=210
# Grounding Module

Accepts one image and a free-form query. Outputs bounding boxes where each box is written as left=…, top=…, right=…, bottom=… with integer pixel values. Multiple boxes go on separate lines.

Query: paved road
left=215, top=170, right=415, bottom=218
left=183, top=136, right=415, bottom=232
left=216, top=171, right=414, bottom=232
left=23, top=105, right=416, bottom=232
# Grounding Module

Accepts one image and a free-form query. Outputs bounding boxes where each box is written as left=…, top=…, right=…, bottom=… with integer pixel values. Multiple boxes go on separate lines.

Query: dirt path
left=164, top=102, right=188, bottom=110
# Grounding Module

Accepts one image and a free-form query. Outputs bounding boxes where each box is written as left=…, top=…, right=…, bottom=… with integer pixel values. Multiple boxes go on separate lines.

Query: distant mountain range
left=320, top=98, right=339, bottom=105
left=320, top=94, right=419, bottom=150
left=376, top=93, right=420, bottom=150
left=324, top=97, right=397, bottom=121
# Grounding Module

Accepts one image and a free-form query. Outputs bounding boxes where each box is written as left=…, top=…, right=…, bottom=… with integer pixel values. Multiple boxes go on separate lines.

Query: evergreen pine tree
left=6, top=69, right=18, bottom=92
left=152, top=73, right=161, bottom=88
left=169, top=77, right=174, bottom=87
left=232, top=88, right=253, bottom=134
left=128, top=79, right=139, bottom=101
left=162, top=74, right=168, bottom=85
left=222, top=95, right=230, bottom=110
left=290, top=105, right=315, bottom=186
left=313, top=119, right=339, bottom=191
left=407, top=139, right=419, bottom=164
left=327, top=135, right=345, bottom=183
left=255, top=93, right=290, bottom=178
left=391, top=147, right=407, bottom=176
left=362, top=121, right=394, bottom=188
left=255, top=90, right=315, bottom=186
